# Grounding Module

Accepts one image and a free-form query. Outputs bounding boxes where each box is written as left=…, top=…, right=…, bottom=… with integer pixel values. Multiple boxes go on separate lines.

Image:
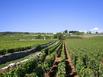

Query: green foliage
left=64, top=30, right=68, bottom=33
left=66, top=36, right=103, bottom=76
left=57, top=62, right=65, bottom=77
left=0, top=46, right=32, bottom=55
left=25, top=73, right=37, bottom=77
left=54, top=33, right=65, bottom=40
left=0, top=34, right=52, bottom=50
left=1, top=36, right=103, bottom=76
left=69, top=31, right=84, bottom=35
left=0, top=34, right=53, bottom=55
left=0, top=41, right=60, bottom=77
left=36, top=34, right=43, bottom=39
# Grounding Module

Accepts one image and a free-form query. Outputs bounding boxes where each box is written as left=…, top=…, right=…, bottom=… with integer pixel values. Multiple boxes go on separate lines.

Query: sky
left=0, top=0, right=103, bottom=33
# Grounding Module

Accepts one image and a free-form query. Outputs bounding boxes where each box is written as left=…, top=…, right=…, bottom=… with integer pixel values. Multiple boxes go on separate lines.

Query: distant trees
left=87, top=31, right=92, bottom=34
left=69, top=31, right=79, bottom=34
left=36, top=34, right=43, bottom=39
left=54, top=30, right=86, bottom=40
left=69, top=31, right=84, bottom=35
left=54, top=30, right=69, bottom=40
left=54, top=33, right=65, bottom=40
left=96, top=32, right=98, bottom=34
left=36, top=34, right=52, bottom=40
left=64, top=30, right=68, bottom=33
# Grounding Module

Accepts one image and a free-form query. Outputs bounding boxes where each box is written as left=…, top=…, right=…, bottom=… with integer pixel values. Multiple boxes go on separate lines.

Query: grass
left=67, top=36, right=103, bottom=49
left=0, top=34, right=53, bottom=50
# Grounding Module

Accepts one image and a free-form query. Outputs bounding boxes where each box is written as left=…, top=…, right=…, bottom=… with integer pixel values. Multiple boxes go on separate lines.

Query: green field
left=0, top=34, right=54, bottom=55
left=0, top=35, right=103, bottom=77
left=0, top=34, right=52, bottom=50
left=0, top=40, right=60, bottom=77
left=66, top=36, right=103, bottom=77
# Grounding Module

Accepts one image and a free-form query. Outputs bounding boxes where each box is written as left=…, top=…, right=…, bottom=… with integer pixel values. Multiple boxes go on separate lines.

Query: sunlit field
left=66, top=36, right=103, bottom=77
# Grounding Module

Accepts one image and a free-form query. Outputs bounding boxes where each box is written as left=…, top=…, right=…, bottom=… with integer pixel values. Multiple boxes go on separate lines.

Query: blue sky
left=0, top=0, right=103, bottom=32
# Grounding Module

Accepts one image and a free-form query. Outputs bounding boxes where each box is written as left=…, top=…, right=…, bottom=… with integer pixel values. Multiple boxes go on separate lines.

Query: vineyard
left=0, top=35, right=103, bottom=77
left=66, top=36, right=103, bottom=77
left=1, top=0, right=103, bottom=76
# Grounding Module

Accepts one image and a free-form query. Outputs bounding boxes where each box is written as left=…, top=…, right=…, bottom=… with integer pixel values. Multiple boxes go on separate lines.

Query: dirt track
left=64, top=43, right=78, bottom=77
left=45, top=42, right=78, bottom=77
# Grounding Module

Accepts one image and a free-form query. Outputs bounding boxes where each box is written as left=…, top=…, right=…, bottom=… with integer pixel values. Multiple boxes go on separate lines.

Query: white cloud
left=92, top=27, right=99, bottom=31
left=90, top=27, right=100, bottom=32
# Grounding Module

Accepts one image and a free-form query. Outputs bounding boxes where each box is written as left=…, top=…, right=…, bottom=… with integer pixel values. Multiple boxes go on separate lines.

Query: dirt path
left=45, top=42, right=78, bottom=77
left=64, top=42, right=78, bottom=77
left=45, top=57, right=61, bottom=77
left=45, top=44, right=62, bottom=77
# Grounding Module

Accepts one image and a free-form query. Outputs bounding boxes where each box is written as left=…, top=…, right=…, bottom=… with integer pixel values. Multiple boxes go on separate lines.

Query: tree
left=36, top=34, right=43, bottom=39
left=69, top=31, right=84, bottom=35
left=64, top=30, right=68, bottom=33
left=96, top=32, right=98, bottom=34
left=54, top=33, right=65, bottom=40
left=87, top=31, right=92, bottom=34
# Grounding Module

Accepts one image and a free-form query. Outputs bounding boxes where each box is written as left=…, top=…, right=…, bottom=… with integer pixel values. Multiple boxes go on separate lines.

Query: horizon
left=0, top=0, right=103, bottom=33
